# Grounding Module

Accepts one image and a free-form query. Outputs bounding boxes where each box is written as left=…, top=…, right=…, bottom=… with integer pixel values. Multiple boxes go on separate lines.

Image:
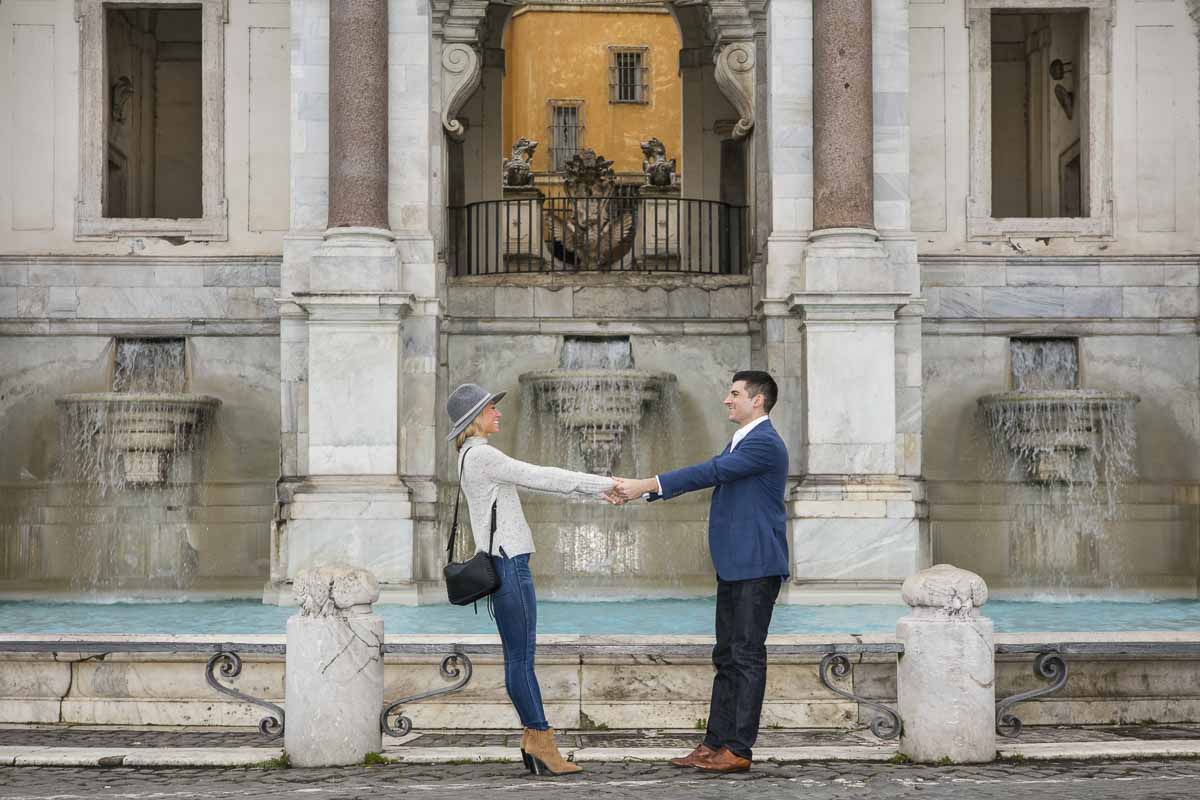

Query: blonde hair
left=454, top=417, right=488, bottom=451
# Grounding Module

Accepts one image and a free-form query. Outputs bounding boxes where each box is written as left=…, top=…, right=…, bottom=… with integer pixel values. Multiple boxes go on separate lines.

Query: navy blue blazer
left=649, top=418, right=790, bottom=582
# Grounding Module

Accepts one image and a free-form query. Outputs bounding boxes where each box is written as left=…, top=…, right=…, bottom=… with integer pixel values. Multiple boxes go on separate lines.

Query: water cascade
left=978, top=339, right=1138, bottom=590
left=519, top=338, right=675, bottom=475
left=55, top=339, right=220, bottom=592
left=513, top=338, right=696, bottom=596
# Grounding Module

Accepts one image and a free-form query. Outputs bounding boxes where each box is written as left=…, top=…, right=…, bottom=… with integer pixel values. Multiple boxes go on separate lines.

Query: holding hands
left=602, top=476, right=659, bottom=505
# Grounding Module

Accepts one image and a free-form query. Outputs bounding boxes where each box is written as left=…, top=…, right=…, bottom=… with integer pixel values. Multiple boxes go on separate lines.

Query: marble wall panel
left=1135, top=24, right=1177, bottom=233
left=249, top=26, right=290, bottom=232
left=307, top=322, right=399, bottom=474
left=9, top=25, right=55, bottom=231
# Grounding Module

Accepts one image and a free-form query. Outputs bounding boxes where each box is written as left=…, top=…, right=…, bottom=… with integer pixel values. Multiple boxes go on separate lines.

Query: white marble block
left=787, top=480, right=923, bottom=601
left=896, top=564, right=996, bottom=764
left=285, top=565, right=384, bottom=767
left=790, top=291, right=910, bottom=475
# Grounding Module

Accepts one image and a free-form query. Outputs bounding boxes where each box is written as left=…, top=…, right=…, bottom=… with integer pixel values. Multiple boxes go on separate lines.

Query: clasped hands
left=602, top=476, right=658, bottom=505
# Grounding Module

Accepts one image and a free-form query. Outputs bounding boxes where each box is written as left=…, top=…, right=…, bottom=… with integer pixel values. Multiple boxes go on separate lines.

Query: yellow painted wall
left=502, top=4, right=682, bottom=177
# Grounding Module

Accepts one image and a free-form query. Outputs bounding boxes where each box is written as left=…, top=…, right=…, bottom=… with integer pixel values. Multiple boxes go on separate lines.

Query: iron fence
left=447, top=195, right=749, bottom=276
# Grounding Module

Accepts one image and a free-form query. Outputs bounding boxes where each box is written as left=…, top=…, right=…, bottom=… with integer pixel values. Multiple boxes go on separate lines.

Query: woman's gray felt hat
left=445, top=383, right=506, bottom=441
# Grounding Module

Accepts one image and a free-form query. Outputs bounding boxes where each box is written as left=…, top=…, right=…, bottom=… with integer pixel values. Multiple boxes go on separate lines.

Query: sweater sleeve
left=476, top=446, right=615, bottom=498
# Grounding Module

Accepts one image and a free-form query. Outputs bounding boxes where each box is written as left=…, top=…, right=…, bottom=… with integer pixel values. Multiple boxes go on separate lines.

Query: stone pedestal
left=784, top=291, right=923, bottom=602
left=266, top=293, right=420, bottom=606
left=896, top=565, right=996, bottom=764
left=636, top=185, right=681, bottom=269
left=502, top=186, right=544, bottom=269
left=285, top=565, right=384, bottom=767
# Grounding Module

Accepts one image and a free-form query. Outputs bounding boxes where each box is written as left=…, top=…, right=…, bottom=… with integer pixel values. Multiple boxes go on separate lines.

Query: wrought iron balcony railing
left=447, top=196, right=749, bottom=276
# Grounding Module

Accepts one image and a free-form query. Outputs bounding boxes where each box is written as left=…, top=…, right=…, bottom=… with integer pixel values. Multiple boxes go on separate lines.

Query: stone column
left=328, top=0, right=388, bottom=230
left=813, top=0, right=873, bottom=232
left=270, top=0, right=422, bottom=606
left=285, top=565, right=384, bottom=767
left=781, top=0, right=924, bottom=604
left=312, top=0, right=396, bottom=292
left=896, top=565, right=996, bottom=764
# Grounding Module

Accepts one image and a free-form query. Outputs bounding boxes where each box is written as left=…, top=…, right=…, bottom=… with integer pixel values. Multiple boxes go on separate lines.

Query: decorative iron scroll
left=205, top=651, right=285, bottom=738
left=818, top=653, right=902, bottom=740
left=381, top=652, right=474, bottom=738
left=995, top=651, right=1069, bottom=737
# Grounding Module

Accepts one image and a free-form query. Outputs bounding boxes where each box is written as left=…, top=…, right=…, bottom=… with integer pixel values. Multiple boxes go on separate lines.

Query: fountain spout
left=519, top=338, right=675, bottom=475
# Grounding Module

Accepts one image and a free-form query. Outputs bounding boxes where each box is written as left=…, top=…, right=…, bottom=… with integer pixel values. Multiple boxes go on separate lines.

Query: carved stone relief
left=441, top=43, right=482, bottom=142
left=714, top=41, right=755, bottom=140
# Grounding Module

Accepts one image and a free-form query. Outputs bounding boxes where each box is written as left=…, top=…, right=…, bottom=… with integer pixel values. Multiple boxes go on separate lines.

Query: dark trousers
left=702, top=575, right=782, bottom=760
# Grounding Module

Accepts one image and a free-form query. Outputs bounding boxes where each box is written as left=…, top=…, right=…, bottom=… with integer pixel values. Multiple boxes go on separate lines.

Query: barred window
left=609, top=47, right=649, bottom=104
left=548, top=101, right=584, bottom=172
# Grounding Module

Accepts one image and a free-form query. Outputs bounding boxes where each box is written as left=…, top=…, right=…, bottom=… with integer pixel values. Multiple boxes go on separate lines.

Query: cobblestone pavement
left=4, top=759, right=1200, bottom=800
left=2, top=724, right=1198, bottom=748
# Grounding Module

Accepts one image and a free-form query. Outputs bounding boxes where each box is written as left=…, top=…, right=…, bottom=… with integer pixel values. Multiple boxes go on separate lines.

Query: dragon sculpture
left=502, top=137, right=538, bottom=187
left=543, top=148, right=637, bottom=269
left=640, top=138, right=676, bottom=187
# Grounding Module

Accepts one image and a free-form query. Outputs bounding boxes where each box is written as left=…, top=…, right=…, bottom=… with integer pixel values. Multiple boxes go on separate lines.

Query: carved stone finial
left=503, top=137, right=538, bottom=187
left=901, top=564, right=989, bottom=619
left=562, top=148, right=616, bottom=197
left=294, top=564, right=380, bottom=617
left=640, top=138, right=676, bottom=187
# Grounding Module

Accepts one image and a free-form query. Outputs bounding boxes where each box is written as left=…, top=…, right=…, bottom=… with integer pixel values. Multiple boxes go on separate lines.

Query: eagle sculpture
left=543, top=149, right=637, bottom=270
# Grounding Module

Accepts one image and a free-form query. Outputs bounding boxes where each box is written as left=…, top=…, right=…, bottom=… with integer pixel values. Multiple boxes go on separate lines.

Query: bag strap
left=447, top=446, right=500, bottom=557
left=446, top=448, right=471, bottom=556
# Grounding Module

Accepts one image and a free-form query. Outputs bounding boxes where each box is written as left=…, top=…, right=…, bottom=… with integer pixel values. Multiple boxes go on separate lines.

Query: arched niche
left=432, top=0, right=767, bottom=260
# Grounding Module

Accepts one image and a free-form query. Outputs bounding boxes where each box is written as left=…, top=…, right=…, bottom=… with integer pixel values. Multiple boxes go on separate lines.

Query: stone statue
left=900, top=563, right=988, bottom=618
left=544, top=148, right=636, bottom=269
left=294, top=563, right=380, bottom=617
left=503, top=137, right=538, bottom=187
left=562, top=148, right=617, bottom=197
left=640, top=138, right=676, bottom=187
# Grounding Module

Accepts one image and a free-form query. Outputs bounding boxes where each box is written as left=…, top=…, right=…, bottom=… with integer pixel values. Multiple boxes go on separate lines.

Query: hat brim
left=445, top=390, right=507, bottom=441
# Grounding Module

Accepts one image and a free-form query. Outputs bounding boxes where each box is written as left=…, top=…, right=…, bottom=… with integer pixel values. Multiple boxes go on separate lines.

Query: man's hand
left=612, top=476, right=657, bottom=501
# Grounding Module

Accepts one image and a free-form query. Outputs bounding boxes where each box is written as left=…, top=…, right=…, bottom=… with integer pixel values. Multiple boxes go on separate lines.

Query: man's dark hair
left=732, top=370, right=778, bottom=413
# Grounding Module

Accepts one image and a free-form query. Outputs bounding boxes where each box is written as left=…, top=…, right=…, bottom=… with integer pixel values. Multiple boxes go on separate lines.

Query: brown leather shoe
left=695, top=747, right=752, bottom=774
left=669, top=743, right=717, bottom=768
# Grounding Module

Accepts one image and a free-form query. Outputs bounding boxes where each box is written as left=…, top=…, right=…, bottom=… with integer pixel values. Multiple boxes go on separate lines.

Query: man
left=611, top=370, right=788, bottom=774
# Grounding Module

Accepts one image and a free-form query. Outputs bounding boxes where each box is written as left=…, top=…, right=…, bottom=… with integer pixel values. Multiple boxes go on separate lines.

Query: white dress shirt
left=653, top=414, right=770, bottom=496
left=729, top=414, right=770, bottom=452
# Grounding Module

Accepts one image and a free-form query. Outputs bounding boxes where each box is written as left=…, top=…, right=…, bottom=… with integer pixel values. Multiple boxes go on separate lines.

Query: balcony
left=447, top=195, right=749, bottom=276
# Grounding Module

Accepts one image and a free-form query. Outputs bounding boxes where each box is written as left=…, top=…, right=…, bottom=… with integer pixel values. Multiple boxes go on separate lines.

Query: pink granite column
left=813, top=0, right=874, bottom=231
left=328, top=0, right=389, bottom=229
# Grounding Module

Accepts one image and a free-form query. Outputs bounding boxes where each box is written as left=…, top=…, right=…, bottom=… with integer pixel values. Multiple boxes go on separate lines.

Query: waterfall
left=55, top=338, right=220, bottom=593
left=979, top=339, right=1138, bottom=591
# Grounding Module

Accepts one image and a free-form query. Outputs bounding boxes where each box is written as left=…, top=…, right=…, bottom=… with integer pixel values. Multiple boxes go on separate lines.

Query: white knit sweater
left=456, top=437, right=615, bottom=557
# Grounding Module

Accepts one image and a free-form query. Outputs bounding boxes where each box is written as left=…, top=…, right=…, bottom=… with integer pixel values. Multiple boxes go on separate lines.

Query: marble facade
left=1, top=0, right=1199, bottom=601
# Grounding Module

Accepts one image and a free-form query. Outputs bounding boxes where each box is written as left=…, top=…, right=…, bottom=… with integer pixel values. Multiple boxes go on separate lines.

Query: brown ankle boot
left=520, top=728, right=534, bottom=773
left=524, top=728, right=582, bottom=776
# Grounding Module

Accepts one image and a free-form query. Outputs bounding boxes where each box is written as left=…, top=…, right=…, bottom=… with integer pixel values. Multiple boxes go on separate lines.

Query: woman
left=445, top=382, right=615, bottom=776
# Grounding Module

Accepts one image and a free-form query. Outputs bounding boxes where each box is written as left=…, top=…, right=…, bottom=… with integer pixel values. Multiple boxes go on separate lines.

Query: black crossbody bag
left=443, top=447, right=501, bottom=606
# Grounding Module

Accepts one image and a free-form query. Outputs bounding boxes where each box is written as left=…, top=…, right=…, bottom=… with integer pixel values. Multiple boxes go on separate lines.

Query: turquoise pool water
left=3, top=599, right=1200, bottom=635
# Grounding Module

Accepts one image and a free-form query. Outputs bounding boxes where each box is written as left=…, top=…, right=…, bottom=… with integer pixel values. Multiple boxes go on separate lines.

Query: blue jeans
left=490, top=551, right=549, bottom=731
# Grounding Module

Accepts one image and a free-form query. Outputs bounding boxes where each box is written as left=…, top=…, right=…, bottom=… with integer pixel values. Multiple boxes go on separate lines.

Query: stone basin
left=57, top=393, right=221, bottom=484
left=977, top=389, right=1139, bottom=483
left=519, top=368, right=675, bottom=474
